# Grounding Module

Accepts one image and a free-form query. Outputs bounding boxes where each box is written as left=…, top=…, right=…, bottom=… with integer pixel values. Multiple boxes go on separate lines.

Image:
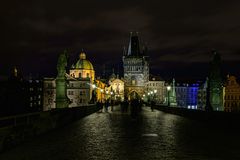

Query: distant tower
left=122, top=32, right=149, bottom=99
left=209, top=50, right=223, bottom=111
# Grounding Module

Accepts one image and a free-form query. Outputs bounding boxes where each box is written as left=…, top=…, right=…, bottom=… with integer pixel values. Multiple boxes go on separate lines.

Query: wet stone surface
left=1, top=106, right=240, bottom=160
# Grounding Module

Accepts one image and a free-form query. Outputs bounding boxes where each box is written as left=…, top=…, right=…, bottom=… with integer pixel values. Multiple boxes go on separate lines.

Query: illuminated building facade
left=43, top=77, right=91, bottom=111
left=197, top=79, right=208, bottom=110
left=95, top=78, right=107, bottom=103
left=175, top=83, right=188, bottom=107
left=123, top=32, right=149, bottom=99
left=224, top=75, right=240, bottom=112
left=66, top=76, right=91, bottom=107
left=70, top=52, right=95, bottom=82
left=175, top=83, right=199, bottom=109
left=108, top=76, right=124, bottom=102
left=146, top=76, right=165, bottom=104
left=70, top=51, right=95, bottom=101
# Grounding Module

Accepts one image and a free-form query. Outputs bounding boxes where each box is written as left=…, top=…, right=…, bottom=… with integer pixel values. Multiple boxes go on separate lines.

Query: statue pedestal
left=56, top=77, right=69, bottom=108
left=56, top=99, right=69, bottom=108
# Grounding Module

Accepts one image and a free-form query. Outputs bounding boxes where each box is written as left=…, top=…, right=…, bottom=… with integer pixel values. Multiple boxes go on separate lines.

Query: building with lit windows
left=70, top=52, right=95, bottom=82
left=0, top=67, right=43, bottom=116
left=43, top=78, right=55, bottom=111
left=224, top=75, right=240, bottom=112
left=27, top=78, right=43, bottom=111
left=175, top=83, right=188, bottom=107
left=108, top=75, right=124, bottom=102
left=197, top=79, right=208, bottom=110
left=146, top=76, right=165, bottom=104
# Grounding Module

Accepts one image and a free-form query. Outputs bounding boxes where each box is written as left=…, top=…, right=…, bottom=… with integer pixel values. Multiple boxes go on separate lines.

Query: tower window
left=87, top=73, right=90, bottom=78
left=132, top=80, right=136, bottom=85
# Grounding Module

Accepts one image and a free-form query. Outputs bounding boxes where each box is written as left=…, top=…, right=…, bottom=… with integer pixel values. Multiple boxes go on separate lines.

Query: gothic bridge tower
left=122, top=32, right=149, bottom=100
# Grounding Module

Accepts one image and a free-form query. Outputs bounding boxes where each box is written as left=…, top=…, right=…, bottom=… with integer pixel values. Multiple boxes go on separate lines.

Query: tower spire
left=127, top=31, right=141, bottom=56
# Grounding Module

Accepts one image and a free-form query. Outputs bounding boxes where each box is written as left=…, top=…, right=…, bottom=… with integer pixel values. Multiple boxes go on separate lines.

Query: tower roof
left=127, top=32, right=144, bottom=56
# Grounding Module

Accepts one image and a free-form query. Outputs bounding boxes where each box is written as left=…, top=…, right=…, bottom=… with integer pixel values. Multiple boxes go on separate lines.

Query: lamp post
left=110, top=91, right=113, bottom=101
left=91, top=84, right=97, bottom=103
left=153, top=89, right=157, bottom=103
left=92, top=84, right=96, bottom=89
left=167, top=86, right=171, bottom=107
left=100, top=89, right=104, bottom=102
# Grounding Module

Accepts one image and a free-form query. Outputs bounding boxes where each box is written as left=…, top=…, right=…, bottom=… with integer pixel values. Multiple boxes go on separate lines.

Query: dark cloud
left=1, top=0, right=240, bottom=78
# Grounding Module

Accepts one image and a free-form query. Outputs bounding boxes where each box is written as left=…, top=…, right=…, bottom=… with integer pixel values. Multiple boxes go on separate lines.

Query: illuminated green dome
left=72, top=52, right=94, bottom=70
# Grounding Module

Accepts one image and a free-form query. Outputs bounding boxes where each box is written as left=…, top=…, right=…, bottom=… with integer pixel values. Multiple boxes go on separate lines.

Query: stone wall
left=0, top=105, right=100, bottom=152
left=154, top=105, right=240, bottom=123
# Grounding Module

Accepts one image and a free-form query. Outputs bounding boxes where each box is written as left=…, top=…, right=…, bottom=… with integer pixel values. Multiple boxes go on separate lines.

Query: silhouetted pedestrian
left=150, top=100, right=155, bottom=112
left=110, top=99, right=114, bottom=111
left=131, top=99, right=139, bottom=118
left=105, top=99, right=109, bottom=112
left=120, top=101, right=124, bottom=112
left=96, top=101, right=102, bottom=112
left=124, top=99, right=129, bottom=112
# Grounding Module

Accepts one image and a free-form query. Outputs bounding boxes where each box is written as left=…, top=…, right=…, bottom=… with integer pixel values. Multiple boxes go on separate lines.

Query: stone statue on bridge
left=57, top=50, right=68, bottom=78
left=56, top=50, right=70, bottom=108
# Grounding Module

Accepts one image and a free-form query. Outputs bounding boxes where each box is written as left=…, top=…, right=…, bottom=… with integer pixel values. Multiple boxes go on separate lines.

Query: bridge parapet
left=0, top=104, right=100, bottom=152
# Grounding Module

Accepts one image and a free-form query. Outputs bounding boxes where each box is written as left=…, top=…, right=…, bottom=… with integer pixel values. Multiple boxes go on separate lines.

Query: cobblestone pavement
left=1, top=106, right=240, bottom=160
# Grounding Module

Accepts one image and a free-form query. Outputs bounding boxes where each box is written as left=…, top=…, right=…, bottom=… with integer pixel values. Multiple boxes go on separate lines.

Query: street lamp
left=153, top=89, right=157, bottom=102
left=91, top=84, right=97, bottom=103
left=167, top=86, right=171, bottom=107
left=100, top=89, right=104, bottom=102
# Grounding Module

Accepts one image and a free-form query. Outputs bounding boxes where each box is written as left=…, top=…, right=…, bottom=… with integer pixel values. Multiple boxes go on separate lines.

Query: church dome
left=72, top=52, right=94, bottom=70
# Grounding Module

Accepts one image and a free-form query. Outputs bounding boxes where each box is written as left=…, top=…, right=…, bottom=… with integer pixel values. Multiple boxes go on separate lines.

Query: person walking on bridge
left=110, top=99, right=114, bottom=112
left=105, top=99, right=109, bottom=112
left=150, top=100, right=155, bottom=112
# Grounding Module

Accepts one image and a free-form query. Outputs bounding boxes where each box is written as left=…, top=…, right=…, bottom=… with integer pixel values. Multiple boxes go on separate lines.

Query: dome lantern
left=72, top=51, right=94, bottom=70
left=80, top=52, right=86, bottom=60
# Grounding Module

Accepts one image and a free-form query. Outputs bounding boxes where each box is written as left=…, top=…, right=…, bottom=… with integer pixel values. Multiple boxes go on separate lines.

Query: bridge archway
left=128, top=90, right=140, bottom=100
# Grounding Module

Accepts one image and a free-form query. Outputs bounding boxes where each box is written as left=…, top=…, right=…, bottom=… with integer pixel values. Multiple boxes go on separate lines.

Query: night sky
left=2, top=0, right=240, bottom=80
